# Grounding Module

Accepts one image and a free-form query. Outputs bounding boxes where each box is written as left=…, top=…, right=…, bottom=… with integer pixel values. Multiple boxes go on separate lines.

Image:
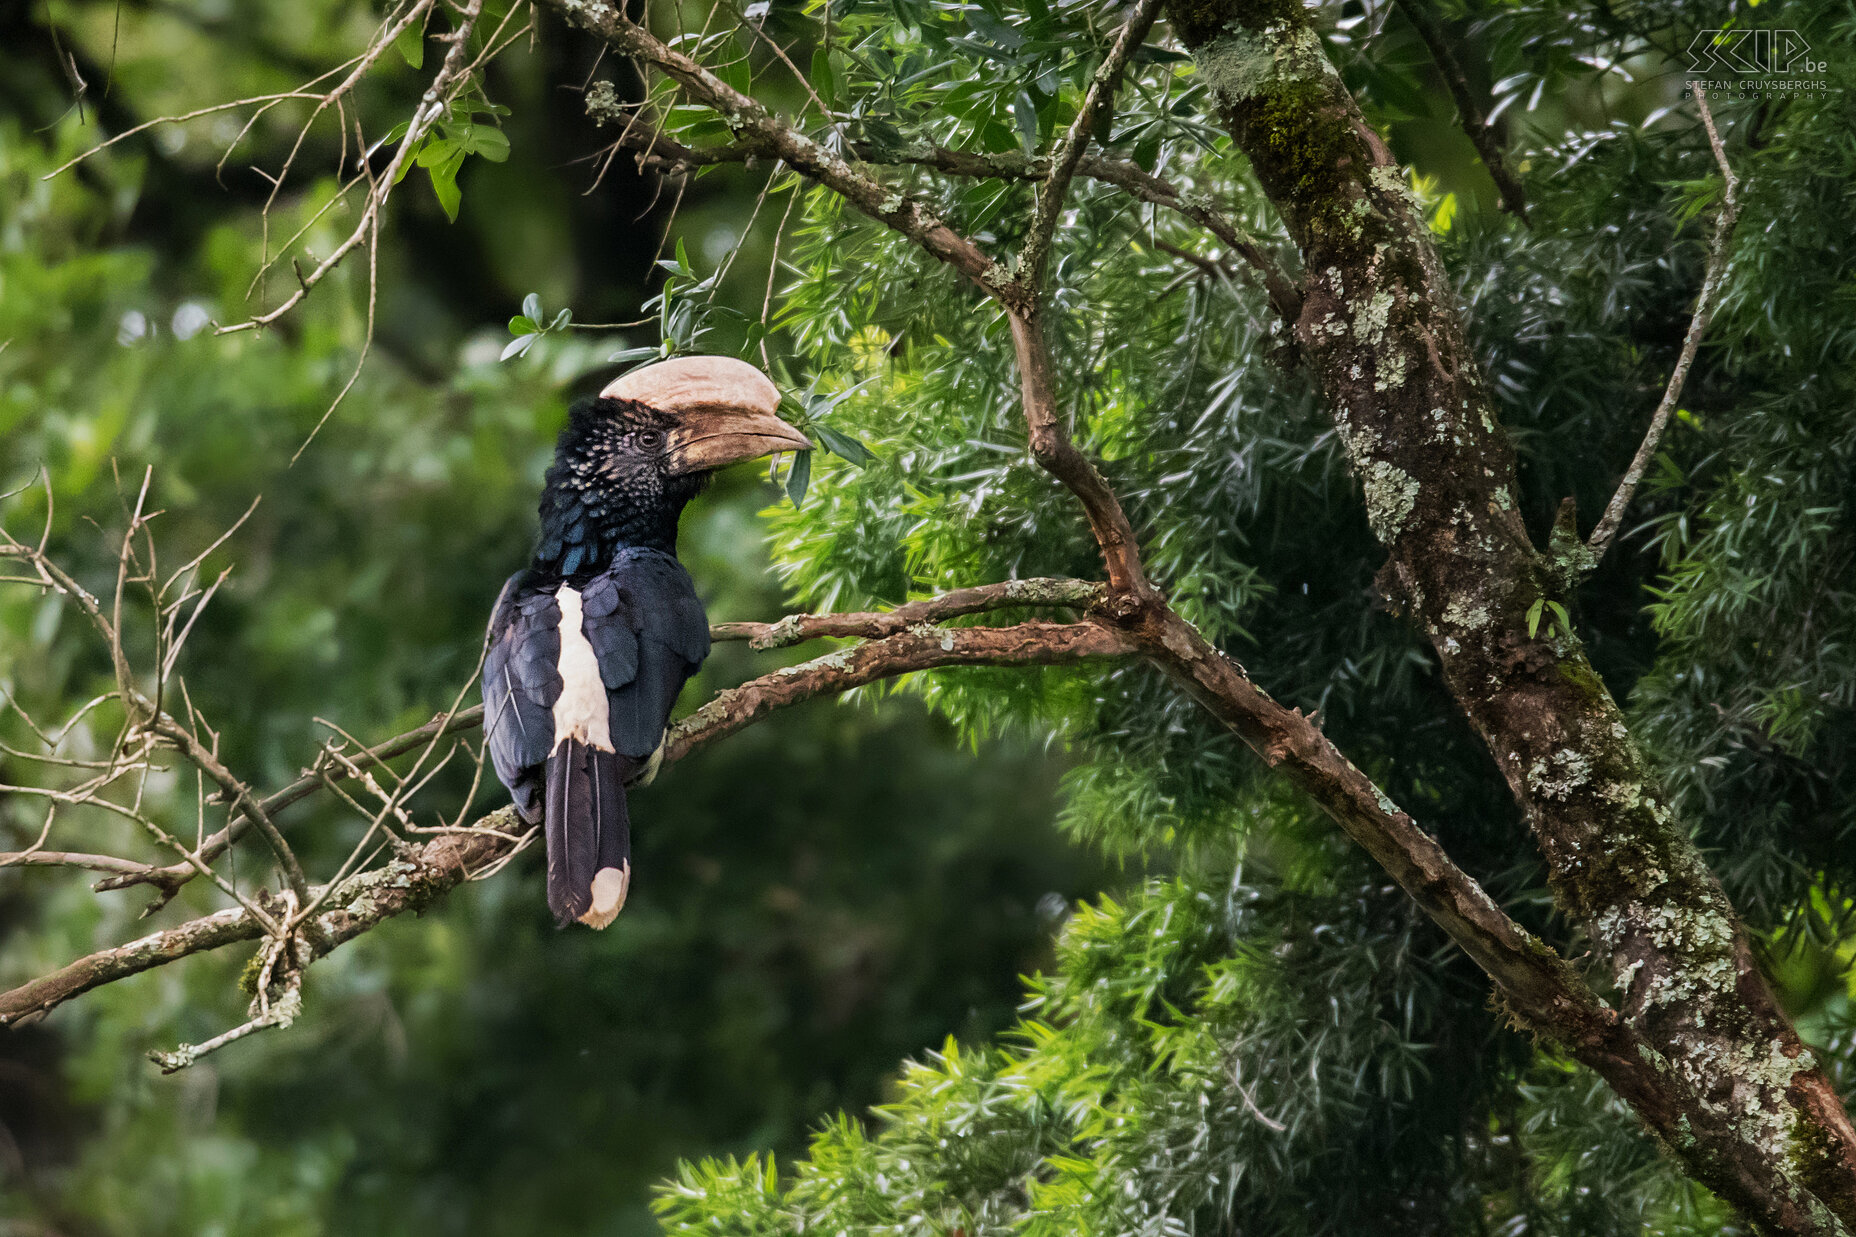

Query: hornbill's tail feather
left=544, top=739, right=631, bottom=929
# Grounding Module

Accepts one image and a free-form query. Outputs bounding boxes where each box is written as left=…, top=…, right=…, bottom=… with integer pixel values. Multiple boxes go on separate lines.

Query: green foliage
left=0, top=9, right=1104, bottom=1233
left=391, top=97, right=514, bottom=222
left=6, top=0, right=1856, bottom=1232
left=642, top=0, right=1856, bottom=1232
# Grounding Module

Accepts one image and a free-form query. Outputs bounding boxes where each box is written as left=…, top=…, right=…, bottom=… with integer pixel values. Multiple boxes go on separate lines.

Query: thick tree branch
left=666, top=619, right=1132, bottom=762
left=1122, top=603, right=1625, bottom=1049
left=1006, top=315, right=1153, bottom=596
left=1584, top=91, right=1741, bottom=568
left=1163, top=1, right=1854, bottom=1228
left=1389, top=0, right=1529, bottom=220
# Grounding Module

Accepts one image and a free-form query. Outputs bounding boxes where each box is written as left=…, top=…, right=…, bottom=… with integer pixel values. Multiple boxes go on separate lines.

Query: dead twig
left=1584, top=91, right=1740, bottom=567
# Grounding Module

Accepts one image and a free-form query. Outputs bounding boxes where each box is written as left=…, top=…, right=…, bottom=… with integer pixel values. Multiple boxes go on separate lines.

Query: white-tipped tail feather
left=578, top=864, right=632, bottom=929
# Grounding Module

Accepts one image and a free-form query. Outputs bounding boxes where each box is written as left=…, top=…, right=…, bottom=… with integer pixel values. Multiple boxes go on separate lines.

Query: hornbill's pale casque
left=483, top=357, right=810, bottom=928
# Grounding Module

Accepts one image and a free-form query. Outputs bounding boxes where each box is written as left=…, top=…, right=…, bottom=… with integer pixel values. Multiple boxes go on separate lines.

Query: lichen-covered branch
left=709, top=577, right=1107, bottom=648
left=1162, top=0, right=1855, bottom=1228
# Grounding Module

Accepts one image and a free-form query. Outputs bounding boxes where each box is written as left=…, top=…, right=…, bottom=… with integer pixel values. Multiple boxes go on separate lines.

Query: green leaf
left=967, top=9, right=1024, bottom=49
left=606, top=345, right=660, bottom=365
left=813, top=424, right=875, bottom=465
left=428, top=153, right=464, bottom=221
left=784, top=448, right=811, bottom=507
left=810, top=48, right=837, bottom=107
left=460, top=126, right=510, bottom=163
left=1014, top=90, right=1040, bottom=156
left=508, top=315, right=539, bottom=335
left=415, top=137, right=457, bottom=168
left=395, top=21, right=425, bottom=69
left=1526, top=598, right=1545, bottom=638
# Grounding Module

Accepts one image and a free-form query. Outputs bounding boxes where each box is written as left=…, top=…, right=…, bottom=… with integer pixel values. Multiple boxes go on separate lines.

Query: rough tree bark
left=1161, top=0, right=1856, bottom=1230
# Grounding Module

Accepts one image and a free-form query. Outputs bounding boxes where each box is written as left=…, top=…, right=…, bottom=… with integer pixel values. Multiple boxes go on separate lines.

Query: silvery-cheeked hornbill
left=483, top=357, right=809, bottom=928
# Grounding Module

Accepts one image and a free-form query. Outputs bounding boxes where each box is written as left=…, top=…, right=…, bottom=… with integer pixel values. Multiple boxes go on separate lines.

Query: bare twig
left=1585, top=91, right=1740, bottom=566
left=41, top=93, right=328, bottom=181
left=216, top=0, right=484, bottom=340
left=0, top=850, right=161, bottom=878
left=0, top=621, right=1132, bottom=1028
left=544, top=0, right=1014, bottom=304
left=592, top=121, right=1304, bottom=325
left=149, top=965, right=303, bottom=1073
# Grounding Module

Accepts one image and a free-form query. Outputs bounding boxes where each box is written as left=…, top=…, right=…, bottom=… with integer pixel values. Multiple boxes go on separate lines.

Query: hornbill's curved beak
left=601, top=355, right=812, bottom=476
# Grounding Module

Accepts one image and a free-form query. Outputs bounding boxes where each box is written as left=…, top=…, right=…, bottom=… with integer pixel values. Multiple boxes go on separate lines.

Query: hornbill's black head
left=535, top=356, right=811, bottom=577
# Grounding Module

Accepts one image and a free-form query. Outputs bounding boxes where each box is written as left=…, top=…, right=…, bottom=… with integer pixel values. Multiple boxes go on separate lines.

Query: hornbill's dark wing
left=579, top=546, right=711, bottom=763
left=482, top=573, right=561, bottom=822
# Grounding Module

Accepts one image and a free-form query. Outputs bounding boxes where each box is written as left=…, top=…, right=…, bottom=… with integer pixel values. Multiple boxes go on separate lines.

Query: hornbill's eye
left=637, top=429, right=666, bottom=450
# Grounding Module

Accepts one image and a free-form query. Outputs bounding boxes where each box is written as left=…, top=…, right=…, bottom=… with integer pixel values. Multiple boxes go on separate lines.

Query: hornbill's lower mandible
left=482, top=357, right=810, bottom=928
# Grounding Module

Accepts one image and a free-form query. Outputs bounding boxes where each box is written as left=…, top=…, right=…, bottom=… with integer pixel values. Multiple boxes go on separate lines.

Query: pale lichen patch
left=1194, top=22, right=1330, bottom=108
left=1351, top=290, right=1395, bottom=345
left=1359, top=459, right=1419, bottom=541
left=1442, top=595, right=1491, bottom=631
left=1526, top=749, right=1593, bottom=801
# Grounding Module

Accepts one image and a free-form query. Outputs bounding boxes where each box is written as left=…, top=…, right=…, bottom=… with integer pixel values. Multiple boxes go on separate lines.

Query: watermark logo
left=1684, top=28, right=1832, bottom=99
left=1686, top=29, right=1824, bottom=76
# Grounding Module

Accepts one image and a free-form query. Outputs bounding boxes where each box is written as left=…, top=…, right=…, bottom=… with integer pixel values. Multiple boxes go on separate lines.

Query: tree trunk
left=1163, top=1, right=1856, bottom=1231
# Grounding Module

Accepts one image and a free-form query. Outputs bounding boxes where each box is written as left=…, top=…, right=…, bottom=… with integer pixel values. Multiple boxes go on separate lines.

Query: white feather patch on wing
left=551, top=585, right=614, bottom=753
left=578, top=864, right=631, bottom=929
